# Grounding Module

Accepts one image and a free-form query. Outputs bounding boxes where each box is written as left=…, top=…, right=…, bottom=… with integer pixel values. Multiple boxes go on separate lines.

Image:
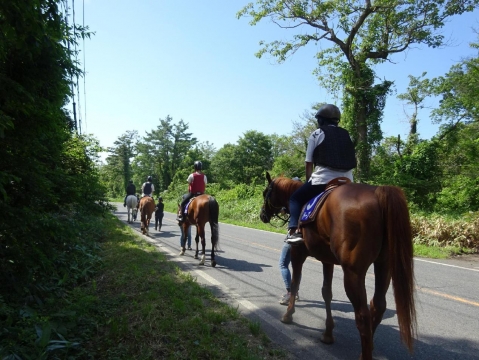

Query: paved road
left=114, top=204, right=479, bottom=359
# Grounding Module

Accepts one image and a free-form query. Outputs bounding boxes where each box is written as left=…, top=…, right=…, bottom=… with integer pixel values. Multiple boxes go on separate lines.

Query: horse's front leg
left=321, top=262, right=335, bottom=344
left=282, top=244, right=308, bottom=324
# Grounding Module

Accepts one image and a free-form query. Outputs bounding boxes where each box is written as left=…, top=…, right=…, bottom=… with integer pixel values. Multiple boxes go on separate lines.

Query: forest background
left=1, top=0, right=479, bottom=358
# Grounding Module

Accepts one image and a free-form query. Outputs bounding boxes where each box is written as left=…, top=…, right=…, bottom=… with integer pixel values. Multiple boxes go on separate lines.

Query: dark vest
left=143, top=182, right=152, bottom=195
left=126, top=184, right=136, bottom=195
left=313, top=126, right=357, bottom=170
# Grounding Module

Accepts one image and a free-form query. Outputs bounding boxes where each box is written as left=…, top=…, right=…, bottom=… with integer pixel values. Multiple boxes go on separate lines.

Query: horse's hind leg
left=321, top=262, right=335, bottom=344
left=198, top=225, right=206, bottom=265
left=343, top=268, right=373, bottom=360
left=370, top=260, right=391, bottom=337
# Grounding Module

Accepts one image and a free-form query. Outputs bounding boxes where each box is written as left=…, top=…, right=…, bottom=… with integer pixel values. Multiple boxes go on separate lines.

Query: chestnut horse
left=178, top=194, right=219, bottom=267
left=138, top=196, right=155, bottom=235
left=260, top=172, right=416, bottom=360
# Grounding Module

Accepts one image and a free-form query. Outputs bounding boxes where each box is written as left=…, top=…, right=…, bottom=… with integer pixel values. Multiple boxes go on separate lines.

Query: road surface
left=114, top=204, right=479, bottom=359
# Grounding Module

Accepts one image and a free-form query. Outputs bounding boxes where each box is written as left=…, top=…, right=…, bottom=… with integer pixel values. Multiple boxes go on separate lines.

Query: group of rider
left=122, top=103, right=355, bottom=304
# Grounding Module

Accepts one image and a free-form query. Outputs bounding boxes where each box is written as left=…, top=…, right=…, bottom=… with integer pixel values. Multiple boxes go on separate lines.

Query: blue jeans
left=180, top=225, right=192, bottom=247
left=279, top=242, right=292, bottom=291
left=288, top=181, right=326, bottom=230
left=279, top=242, right=302, bottom=292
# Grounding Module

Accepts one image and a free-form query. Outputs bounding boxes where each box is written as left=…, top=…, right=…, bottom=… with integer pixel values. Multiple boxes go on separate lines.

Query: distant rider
left=141, top=175, right=155, bottom=197
left=123, top=180, right=136, bottom=207
left=177, top=161, right=207, bottom=222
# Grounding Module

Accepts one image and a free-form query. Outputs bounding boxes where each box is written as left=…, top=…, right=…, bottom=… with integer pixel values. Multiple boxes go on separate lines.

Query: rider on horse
left=141, top=175, right=155, bottom=197
left=285, top=104, right=357, bottom=245
left=177, top=161, right=207, bottom=222
left=123, top=180, right=136, bottom=207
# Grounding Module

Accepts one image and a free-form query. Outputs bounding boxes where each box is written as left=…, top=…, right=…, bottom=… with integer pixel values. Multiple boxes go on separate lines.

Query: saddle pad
left=184, top=198, right=194, bottom=214
left=298, top=177, right=351, bottom=226
left=299, top=188, right=334, bottom=226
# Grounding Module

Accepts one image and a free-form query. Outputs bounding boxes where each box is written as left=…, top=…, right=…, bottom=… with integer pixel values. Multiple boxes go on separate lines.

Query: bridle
left=261, top=179, right=290, bottom=227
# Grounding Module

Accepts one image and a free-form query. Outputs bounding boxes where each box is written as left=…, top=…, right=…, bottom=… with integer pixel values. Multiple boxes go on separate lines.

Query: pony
left=125, top=195, right=138, bottom=223
left=138, top=196, right=155, bottom=235
left=260, top=172, right=416, bottom=360
left=178, top=194, right=220, bottom=267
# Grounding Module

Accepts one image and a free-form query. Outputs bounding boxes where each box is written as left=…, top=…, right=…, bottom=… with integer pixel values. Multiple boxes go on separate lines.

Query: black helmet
left=158, top=196, right=163, bottom=201
left=147, top=175, right=152, bottom=182
left=194, top=161, right=202, bottom=171
left=315, top=104, right=341, bottom=125
left=129, top=180, right=133, bottom=183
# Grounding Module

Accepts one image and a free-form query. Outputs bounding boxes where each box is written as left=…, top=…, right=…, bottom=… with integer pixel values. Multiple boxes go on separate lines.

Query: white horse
left=125, top=195, right=138, bottom=223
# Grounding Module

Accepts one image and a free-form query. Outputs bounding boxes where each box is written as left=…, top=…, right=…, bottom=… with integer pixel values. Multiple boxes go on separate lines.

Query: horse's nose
left=260, top=208, right=269, bottom=223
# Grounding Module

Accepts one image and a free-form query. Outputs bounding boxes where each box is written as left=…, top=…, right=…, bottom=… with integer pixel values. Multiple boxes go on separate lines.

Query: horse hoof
left=194, top=255, right=198, bottom=259
left=179, top=250, right=185, bottom=256
left=320, top=333, right=334, bottom=344
left=281, top=314, right=293, bottom=324
left=212, top=261, right=217, bottom=267
left=199, top=259, right=205, bottom=265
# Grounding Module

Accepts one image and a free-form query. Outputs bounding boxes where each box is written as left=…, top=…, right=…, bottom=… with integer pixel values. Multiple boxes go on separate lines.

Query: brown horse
left=178, top=194, right=220, bottom=267
left=138, top=196, right=155, bottom=235
left=260, top=172, right=416, bottom=360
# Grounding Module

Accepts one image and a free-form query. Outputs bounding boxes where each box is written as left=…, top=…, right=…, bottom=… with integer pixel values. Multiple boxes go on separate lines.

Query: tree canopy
left=238, top=0, right=479, bottom=180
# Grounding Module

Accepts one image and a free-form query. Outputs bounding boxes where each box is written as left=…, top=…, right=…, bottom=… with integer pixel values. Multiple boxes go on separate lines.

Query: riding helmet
left=129, top=179, right=133, bottom=183
left=147, top=175, right=152, bottom=182
left=315, top=104, right=341, bottom=125
left=194, top=161, right=202, bottom=171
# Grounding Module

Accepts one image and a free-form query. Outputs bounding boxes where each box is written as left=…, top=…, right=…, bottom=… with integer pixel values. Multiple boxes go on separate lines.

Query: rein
left=262, top=179, right=290, bottom=227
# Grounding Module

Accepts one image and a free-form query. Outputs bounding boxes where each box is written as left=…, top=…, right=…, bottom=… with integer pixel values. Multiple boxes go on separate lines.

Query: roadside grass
left=73, top=214, right=291, bottom=359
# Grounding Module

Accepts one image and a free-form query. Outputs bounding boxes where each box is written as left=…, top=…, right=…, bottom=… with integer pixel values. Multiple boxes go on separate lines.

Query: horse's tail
left=208, top=196, right=219, bottom=251
left=376, top=186, right=417, bottom=351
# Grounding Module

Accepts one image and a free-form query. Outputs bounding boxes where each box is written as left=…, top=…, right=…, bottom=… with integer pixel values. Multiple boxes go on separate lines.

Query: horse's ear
left=266, top=171, right=272, bottom=184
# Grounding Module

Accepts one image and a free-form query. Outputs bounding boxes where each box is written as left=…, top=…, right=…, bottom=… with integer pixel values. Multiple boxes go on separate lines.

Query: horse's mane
left=274, top=176, right=303, bottom=196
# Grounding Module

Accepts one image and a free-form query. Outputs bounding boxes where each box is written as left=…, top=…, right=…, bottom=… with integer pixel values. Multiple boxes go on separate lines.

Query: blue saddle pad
left=300, top=191, right=328, bottom=222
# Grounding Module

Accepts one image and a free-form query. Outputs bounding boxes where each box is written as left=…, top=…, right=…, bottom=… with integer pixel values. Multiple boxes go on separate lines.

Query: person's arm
left=305, top=162, right=313, bottom=181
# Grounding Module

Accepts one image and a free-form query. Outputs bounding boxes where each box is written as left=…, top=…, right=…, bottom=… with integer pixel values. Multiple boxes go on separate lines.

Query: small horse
left=125, top=195, right=138, bottom=223
left=260, top=172, right=416, bottom=360
left=179, top=194, right=220, bottom=267
left=138, top=196, right=155, bottom=235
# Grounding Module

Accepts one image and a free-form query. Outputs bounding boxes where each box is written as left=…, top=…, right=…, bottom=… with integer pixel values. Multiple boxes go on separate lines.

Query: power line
left=63, top=0, right=78, bottom=132
left=82, top=0, right=87, bottom=133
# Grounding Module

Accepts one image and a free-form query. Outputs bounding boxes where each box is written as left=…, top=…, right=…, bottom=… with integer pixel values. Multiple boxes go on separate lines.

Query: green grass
left=66, top=214, right=291, bottom=359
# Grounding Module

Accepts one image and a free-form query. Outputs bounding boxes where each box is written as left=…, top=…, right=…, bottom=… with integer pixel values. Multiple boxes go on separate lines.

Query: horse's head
left=260, top=172, right=299, bottom=223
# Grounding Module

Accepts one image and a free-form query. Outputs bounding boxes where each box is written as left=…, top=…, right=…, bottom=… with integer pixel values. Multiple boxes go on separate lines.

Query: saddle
left=298, top=177, right=351, bottom=227
left=183, top=192, right=204, bottom=215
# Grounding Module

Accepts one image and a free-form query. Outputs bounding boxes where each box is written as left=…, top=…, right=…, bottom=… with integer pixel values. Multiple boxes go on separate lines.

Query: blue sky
left=71, top=1, right=479, bottom=156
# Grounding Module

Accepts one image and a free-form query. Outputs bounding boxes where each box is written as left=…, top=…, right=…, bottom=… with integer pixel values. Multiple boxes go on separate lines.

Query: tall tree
left=430, top=35, right=479, bottom=133
left=238, top=0, right=479, bottom=181
left=236, top=130, right=273, bottom=184
left=211, top=143, right=240, bottom=187
left=397, top=72, right=431, bottom=153
left=136, top=115, right=197, bottom=192
left=104, top=130, right=138, bottom=195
